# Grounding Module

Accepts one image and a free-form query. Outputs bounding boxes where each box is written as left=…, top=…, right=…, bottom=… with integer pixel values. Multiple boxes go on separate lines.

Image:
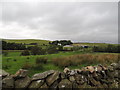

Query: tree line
left=2, top=41, right=26, bottom=50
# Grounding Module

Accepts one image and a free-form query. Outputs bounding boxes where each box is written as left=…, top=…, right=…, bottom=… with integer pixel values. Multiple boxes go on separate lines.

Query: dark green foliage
left=21, top=50, right=30, bottom=56
left=30, top=46, right=46, bottom=55
left=58, top=45, right=63, bottom=51
left=46, top=45, right=58, bottom=54
left=36, top=57, right=47, bottom=64
left=2, top=40, right=26, bottom=50
left=51, top=40, right=73, bottom=46
left=72, top=46, right=83, bottom=51
left=2, top=51, right=8, bottom=56
left=93, top=44, right=120, bottom=53
left=3, top=65, right=11, bottom=69
left=13, top=59, right=17, bottom=61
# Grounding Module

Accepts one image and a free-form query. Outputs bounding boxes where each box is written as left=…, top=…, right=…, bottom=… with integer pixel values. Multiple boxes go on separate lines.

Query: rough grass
left=52, top=53, right=119, bottom=68
left=2, top=50, right=119, bottom=76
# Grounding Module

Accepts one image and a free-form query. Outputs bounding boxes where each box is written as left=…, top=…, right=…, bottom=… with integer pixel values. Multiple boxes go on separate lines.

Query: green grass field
left=2, top=50, right=119, bottom=77
left=2, top=39, right=119, bottom=77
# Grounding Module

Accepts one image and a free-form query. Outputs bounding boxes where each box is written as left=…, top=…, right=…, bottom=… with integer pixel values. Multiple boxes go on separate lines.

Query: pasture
left=2, top=50, right=119, bottom=77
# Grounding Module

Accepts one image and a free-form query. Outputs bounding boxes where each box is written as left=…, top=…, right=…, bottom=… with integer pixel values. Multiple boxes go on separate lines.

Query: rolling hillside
left=3, top=39, right=51, bottom=45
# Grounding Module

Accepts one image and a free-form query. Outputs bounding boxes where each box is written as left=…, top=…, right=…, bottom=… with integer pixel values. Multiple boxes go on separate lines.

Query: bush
left=46, top=45, right=58, bottom=54
left=3, top=65, right=11, bottom=69
left=32, top=64, right=43, bottom=70
left=36, top=57, right=47, bottom=64
left=22, top=63, right=32, bottom=69
left=30, top=46, right=46, bottom=55
left=2, top=51, right=8, bottom=56
left=21, top=50, right=30, bottom=56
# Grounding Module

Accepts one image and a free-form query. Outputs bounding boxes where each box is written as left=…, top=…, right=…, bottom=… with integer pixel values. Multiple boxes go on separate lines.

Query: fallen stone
left=28, top=80, right=44, bottom=88
left=32, top=70, right=55, bottom=81
left=15, top=76, right=31, bottom=88
left=2, top=76, right=14, bottom=88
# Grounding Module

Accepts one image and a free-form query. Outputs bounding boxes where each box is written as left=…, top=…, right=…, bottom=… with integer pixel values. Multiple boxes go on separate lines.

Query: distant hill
left=72, top=42, right=118, bottom=47
left=2, top=39, right=51, bottom=45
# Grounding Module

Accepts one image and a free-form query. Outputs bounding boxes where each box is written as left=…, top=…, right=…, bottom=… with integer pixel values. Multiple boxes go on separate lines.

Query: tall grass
left=52, top=54, right=119, bottom=67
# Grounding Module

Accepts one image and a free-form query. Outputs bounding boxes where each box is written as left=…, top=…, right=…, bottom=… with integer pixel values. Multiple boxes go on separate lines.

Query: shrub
left=22, top=63, right=32, bottom=69
left=30, top=46, right=46, bottom=55
left=2, top=51, right=8, bottom=56
left=46, top=45, right=58, bottom=54
left=32, top=64, right=43, bottom=70
left=3, top=65, right=11, bottom=69
left=13, top=59, right=17, bottom=61
left=21, top=50, right=30, bottom=56
left=36, top=57, right=47, bottom=64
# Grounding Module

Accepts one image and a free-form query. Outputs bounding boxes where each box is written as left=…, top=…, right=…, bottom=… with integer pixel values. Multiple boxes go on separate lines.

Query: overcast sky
left=0, top=1, right=118, bottom=43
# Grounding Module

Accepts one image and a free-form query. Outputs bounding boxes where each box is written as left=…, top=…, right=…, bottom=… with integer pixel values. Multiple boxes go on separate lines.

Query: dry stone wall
left=1, top=62, right=120, bottom=89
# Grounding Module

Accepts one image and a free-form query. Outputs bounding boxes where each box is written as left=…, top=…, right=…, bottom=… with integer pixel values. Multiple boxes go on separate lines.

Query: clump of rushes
left=52, top=54, right=119, bottom=67
left=36, top=57, right=48, bottom=64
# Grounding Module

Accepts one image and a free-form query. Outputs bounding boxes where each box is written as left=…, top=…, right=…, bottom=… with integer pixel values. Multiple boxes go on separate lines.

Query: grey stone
left=39, top=83, right=48, bottom=88
left=15, top=76, right=31, bottom=88
left=108, top=66, right=114, bottom=72
left=50, top=80, right=59, bottom=89
left=114, top=70, right=119, bottom=78
left=72, top=82, right=79, bottom=88
left=63, top=68, right=70, bottom=74
left=69, top=76, right=75, bottom=82
left=29, top=80, right=44, bottom=88
left=46, top=71, right=60, bottom=86
left=60, top=72, right=66, bottom=79
left=58, top=79, right=72, bottom=89
left=94, top=66, right=103, bottom=72
left=13, top=69, right=28, bottom=79
left=32, top=70, right=55, bottom=80
left=0, top=69, right=9, bottom=78
left=111, top=63, right=118, bottom=68
left=74, top=74, right=86, bottom=85
left=88, top=76, right=101, bottom=86
left=2, top=76, right=14, bottom=88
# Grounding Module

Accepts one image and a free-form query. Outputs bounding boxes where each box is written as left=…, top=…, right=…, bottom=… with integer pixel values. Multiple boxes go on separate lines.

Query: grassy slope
left=3, top=39, right=51, bottom=45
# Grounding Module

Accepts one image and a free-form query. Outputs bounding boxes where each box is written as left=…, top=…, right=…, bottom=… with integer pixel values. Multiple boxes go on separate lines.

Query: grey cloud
left=0, top=2, right=118, bottom=43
